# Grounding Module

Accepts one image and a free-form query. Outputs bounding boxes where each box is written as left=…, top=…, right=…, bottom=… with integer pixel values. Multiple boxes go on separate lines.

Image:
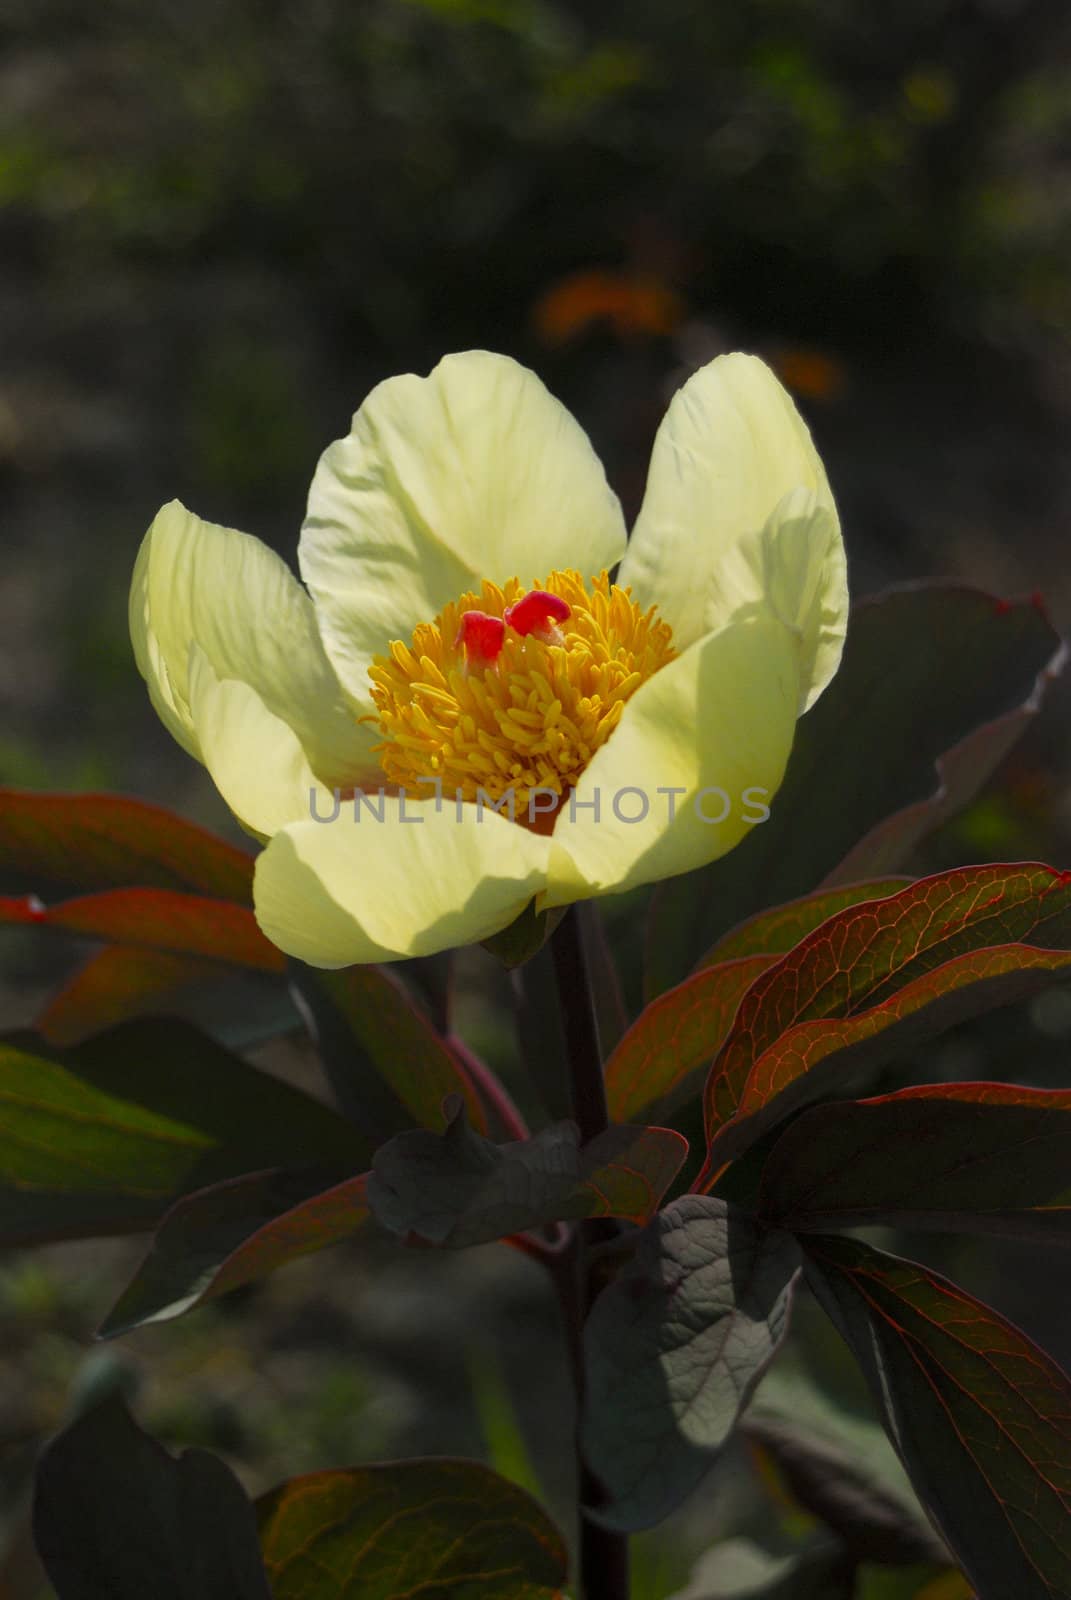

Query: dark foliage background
left=1, top=3, right=1070, bottom=1593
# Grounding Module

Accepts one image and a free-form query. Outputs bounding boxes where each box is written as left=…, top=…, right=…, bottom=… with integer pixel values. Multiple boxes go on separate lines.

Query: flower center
left=369, top=569, right=676, bottom=826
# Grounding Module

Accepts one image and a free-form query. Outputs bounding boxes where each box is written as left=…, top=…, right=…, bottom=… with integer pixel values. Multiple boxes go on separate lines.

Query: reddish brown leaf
left=0, top=788, right=254, bottom=900
left=701, top=863, right=1071, bottom=1175
left=36, top=947, right=227, bottom=1045
left=803, top=1234, right=1071, bottom=1598
left=698, top=877, right=912, bottom=969
left=760, top=1082, right=1071, bottom=1241
left=0, top=888, right=282, bottom=971
left=291, top=963, right=488, bottom=1137
left=605, top=955, right=774, bottom=1123
left=100, top=1170, right=370, bottom=1335
left=645, top=586, right=1066, bottom=995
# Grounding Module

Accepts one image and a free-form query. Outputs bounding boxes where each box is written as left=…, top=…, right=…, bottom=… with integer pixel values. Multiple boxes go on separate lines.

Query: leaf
left=100, top=1169, right=370, bottom=1336
left=609, top=883, right=913, bottom=1124
left=702, top=863, right=1071, bottom=1174
left=803, top=1234, right=1071, bottom=1599
left=606, top=955, right=775, bottom=1123
left=512, top=942, right=574, bottom=1123
left=581, top=903, right=630, bottom=1056
left=0, top=887, right=283, bottom=970
left=0, top=787, right=254, bottom=900
left=855, top=1568, right=973, bottom=1600
left=256, top=1459, right=568, bottom=1599
left=33, top=1394, right=271, bottom=1599
left=742, top=1412, right=948, bottom=1565
left=646, top=586, right=1065, bottom=994
left=37, top=947, right=227, bottom=1045
left=290, top=961, right=487, bottom=1139
left=368, top=1103, right=687, bottom=1247
left=481, top=898, right=564, bottom=967
left=698, top=878, right=912, bottom=969
left=0, top=1019, right=369, bottom=1245
left=666, top=1536, right=844, bottom=1600
left=581, top=1195, right=800, bottom=1531
left=36, top=947, right=297, bottom=1048
left=760, top=1082, right=1071, bottom=1241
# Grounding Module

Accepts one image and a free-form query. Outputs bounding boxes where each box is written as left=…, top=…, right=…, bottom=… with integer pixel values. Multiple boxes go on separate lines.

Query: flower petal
left=131, top=500, right=379, bottom=785
left=298, top=351, right=628, bottom=704
left=742, top=486, right=847, bottom=712
left=129, top=527, right=202, bottom=759
left=619, top=353, right=846, bottom=706
left=186, top=646, right=333, bottom=840
left=542, top=613, right=799, bottom=907
left=253, top=794, right=553, bottom=966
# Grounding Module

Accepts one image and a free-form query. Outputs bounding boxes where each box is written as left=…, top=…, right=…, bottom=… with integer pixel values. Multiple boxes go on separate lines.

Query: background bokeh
left=2, top=3, right=1070, bottom=1594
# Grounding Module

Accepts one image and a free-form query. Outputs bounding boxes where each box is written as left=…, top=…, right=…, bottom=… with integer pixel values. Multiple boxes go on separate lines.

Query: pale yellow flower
left=130, top=351, right=846, bottom=966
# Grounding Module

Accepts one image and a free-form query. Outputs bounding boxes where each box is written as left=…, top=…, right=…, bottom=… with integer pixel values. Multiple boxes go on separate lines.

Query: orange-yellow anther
left=368, top=569, right=676, bottom=821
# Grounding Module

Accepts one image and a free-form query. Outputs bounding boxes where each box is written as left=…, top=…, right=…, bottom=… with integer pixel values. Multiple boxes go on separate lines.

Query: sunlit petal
left=544, top=613, right=799, bottom=905
left=133, top=500, right=378, bottom=784
left=186, top=646, right=335, bottom=840
left=619, top=353, right=846, bottom=705
left=299, top=351, right=627, bottom=704
left=254, top=794, right=553, bottom=966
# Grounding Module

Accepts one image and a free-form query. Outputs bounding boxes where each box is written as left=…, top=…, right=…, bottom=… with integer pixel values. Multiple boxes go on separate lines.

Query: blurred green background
left=2, top=2, right=1071, bottom=1594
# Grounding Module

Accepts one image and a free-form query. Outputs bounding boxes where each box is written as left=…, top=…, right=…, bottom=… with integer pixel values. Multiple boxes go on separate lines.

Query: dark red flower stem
left=551, top=906, right=630, bottom=1600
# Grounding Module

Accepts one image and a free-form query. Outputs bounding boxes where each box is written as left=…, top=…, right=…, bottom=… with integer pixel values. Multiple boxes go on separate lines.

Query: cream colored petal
left=542, top=613, right=799, bottom=907
left=619, top=353, right=846, bottom=705
left=253, top=794, right=553, bottom=967
left=299, top=351, right=628, bottom=704
left=741, top=487, right=847, bottom=712
left=186, top=646, right=339, bottom=840
left=133, top=500, right=379, bottom=784
left=129, top=525, right=202, bottom=760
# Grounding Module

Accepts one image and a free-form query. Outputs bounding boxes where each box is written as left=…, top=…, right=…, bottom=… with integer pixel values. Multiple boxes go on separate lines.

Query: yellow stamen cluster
left=368, top=570, right=676, bottom=821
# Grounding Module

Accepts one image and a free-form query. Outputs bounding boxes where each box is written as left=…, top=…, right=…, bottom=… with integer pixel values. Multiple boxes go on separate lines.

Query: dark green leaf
left=742, top=1412, right=947, bottom=1565
left=803, top=1234, right=1071, bottom=1599
left=581, top=1196, right=800, bottom=1530
left=256, top=1459, right=568, bottom=1599
left=368, top=1102, right=687, bottom=1246
left=0, top=1019, right=369, bottom=1244
left=33, top=1395, right=270, bottom=1600
left=99, top=1168, right=370, bottom=1336
left=760, top=1082, right=1071, bottom=1241
left=481, top=898, right=564, bottom=967
left=581, top=903, right=630, bottom=1055
left=646, top=586, right=1064, bottom=993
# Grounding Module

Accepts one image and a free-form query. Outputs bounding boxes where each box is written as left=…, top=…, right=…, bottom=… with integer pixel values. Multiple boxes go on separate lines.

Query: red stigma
left=455, top=610, right=505, bottom=667
left=504, top=589, right=572, bottom=639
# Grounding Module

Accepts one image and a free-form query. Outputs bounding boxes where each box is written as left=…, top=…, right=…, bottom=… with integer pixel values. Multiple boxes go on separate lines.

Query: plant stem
left=551, top=905, right=630, bottom=1600
left=551, top=905, right=610, bottom=1146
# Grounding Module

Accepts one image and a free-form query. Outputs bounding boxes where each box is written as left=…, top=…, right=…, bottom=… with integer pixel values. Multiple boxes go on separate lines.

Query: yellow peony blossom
left=130, top=351, right=846, bottom=967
